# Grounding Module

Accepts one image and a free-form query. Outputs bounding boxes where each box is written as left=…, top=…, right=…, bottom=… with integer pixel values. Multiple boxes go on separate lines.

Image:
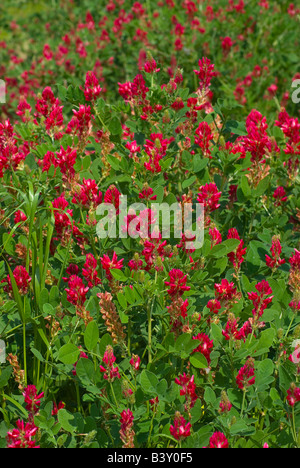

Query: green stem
left=285, top=314, right=295, bottom=339
left=148, top=306, right=152, bottom=364
left=240, top=390, right=247, bottom=418
left=23, top=321, right=27, bottom=386
left=292, top=406, right=299, bottom=447
left=110, top=382, right=119, bottom=409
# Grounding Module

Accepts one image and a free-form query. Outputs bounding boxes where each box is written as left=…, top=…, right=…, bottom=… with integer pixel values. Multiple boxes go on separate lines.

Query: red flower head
left=100, top=345, right=121, bottom=382
left=266, top=236, right=285, bottom=269
left=6, top=420, right=39, bottom=448
left=130, top=354, right=141, bottom=371
left=65, top=275, right=89, bottom=307
left=165, top=268, right=190, bottom=297
left=23, top=385, right=44, bottom=417
left=206, top=431, right=229, bottom=448
left=84, top=70, right=102, bottom=102
left=287, top=383, right=300, bottom=406
left=227, top=228, right=247, bottom=270
left=175, top=373, right=198, bottom=409
left=82, top=253, right=102, bottom=287
left=195, top=121, right=214, bottom=158
left=273, top=186, right=288, bottom=206
left=209, top=227, right=222, bottom=248
left=197, top=183, right=222, bottom=213
left=119, top=409, right=135, bottom=448
left=248, top=280, right=273, bottom=319
left=194, top=57, right=217, bottom=91
left=170, top=412, right=192, bottom=441
left=2, top=265, right=31, bottom=296
left=236, top=357, right=256, bottom=390
left=100, top=252, right=124, bottom=281
left=192, top=332, right=213, bottom=365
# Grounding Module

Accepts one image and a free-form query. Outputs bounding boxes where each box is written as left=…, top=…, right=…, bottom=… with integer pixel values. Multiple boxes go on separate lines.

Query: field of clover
left=0, top=0, right=300, bottom=449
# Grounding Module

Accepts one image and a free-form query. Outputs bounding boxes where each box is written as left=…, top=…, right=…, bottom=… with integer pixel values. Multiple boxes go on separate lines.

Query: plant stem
left=148, top=305, right=152, bottom=364
left=23, top=321, right=27, bottom=386
left=110, top=382, right=119, bottom=409
left=240, top=389, right=247, bottom=418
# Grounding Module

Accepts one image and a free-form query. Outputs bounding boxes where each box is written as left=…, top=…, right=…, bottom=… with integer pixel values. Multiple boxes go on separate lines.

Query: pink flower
left=248, top=280, right=273, bottom=319
left=192, top=332, right=213, bottom=365
left=287, top=384, right=300, bottom=407
left=138, top=186, right=157, bottom=201
left=206, top=432, right=229, bottom=448
left=43, top=44, right=53, bottom=61
left=221, top=36, right=234, bottom=55
left=65, top=275, right=89, bottom=307
left=84, top=71, right=102, bottom=102
left=214, top=278, right=239, bottom=305
left=100, top=346, right=121, bottom=382
left=197, top=183, right=222, bottom=213
left=23, top=385, right=44, bottom=417
left=165, top=269, right=190, bottom=297
left=222, top=314, right=252, bottom=342
left=6, top=420, right=39, bottom=448
left=100, top=252, right=124, bottom=281
left=119, top=409, right=135, bottom=448
left=2, top=266, right=31, bottom=295
left=175, top=373, right=198, bottom=409
left=129, top=354, right=141, bottom=371
left=72, top=178, right=103, bottom=208
left=195, top=121, right=214, bottom=157
left=104, top=185, right=121, bottom=214
left=265, top=236, right=285, bottom=269
left=236, top=358, right=256, bottom=390
left=194, top=57, right=217, bottom=91
left=82, top=253, right=102, bottom=287
left=125, top=140, right=141, bottom=155
left=170, top=412, right=191, bottom=441
left=144, top=57, right=160, bottom=73
left=227, top=228, right=247, bottom=270
left=219, top=392, right=232, bottom=413
left=273, top=186, right=288, bottom=206
left=144, top=133, right=174, bottom=173
left=209, top=227, right=222, bottom=248
left=207, top=299, right=221, bottom=315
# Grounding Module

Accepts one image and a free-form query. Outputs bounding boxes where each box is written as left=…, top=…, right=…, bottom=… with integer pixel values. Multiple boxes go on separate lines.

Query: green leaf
left=57, top=409, right=76, bottom=433
left=174, top=333, right=199, bottom=357
left=193, top=154, right=208, bottom=173
left=110, top=269, right=127, bottom=281
left=75, top=357, right=99, bottom=385
left=84, top=320, right=99, bottom=351
left=254, top=177, right=270, bottom=197
left=99, top=333, right=113, bottom=357
left=117, top=292, right=128, bottom=309
left=204, top=387, right=217, bottom=406
left=190, top=352, right=208, bottom=369
left=3, top=394, right=28, bottom=418
left=108, top=116, right=122, bottom=135
left=240, top=175, right=251, bottom=198
left=57, top=343, right=80, bottom=365
left=210, top=238, right=241, bottom=258
left=0, top=366, right=12, bottom=388
left=140, top=369, right=159, bottom=394
left=106, top=153, right=120, bottom=170
left=182, top=175, right=197, bottom=189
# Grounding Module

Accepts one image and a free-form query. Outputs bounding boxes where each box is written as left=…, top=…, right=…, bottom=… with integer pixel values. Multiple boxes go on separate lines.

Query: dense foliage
left=0, top=0, right=300, bottom=449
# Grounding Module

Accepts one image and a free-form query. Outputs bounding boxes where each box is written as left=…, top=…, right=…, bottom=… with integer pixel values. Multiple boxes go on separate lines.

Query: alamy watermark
left=292, top=79, right=300, bottom=104
left=0, top=339, right=5, bottom=364
left=96, top=196, right=204, bottom=250
left=291, top=339, right=300, bottom=365
left=0, top=80, right=6, bottom=104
